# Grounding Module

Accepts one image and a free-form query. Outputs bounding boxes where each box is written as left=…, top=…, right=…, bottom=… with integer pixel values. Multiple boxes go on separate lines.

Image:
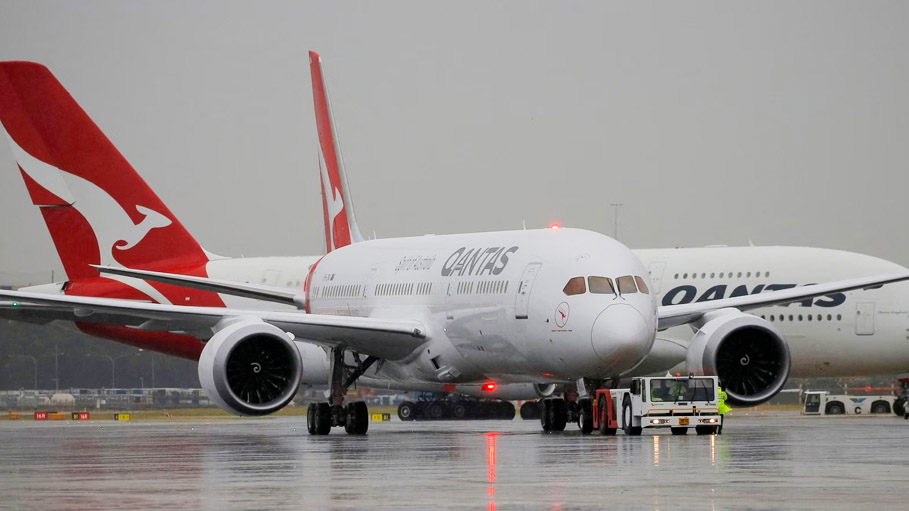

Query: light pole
left=11, top=354, right=38, bottom=390
left=610, top=203, right=624, bottom=241
left=86, top=353, right=137, bottom=388
left=139, top=349, right=156, bottom=390
left=54, top=344, right=63, bottom=393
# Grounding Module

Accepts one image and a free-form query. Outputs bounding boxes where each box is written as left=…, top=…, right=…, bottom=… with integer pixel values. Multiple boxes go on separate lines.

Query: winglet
left=309, top=51, right=365, bottom=254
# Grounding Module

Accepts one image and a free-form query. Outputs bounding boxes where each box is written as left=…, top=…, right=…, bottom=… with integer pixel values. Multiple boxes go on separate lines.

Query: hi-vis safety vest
left=718, top=387, right=732, bottom=414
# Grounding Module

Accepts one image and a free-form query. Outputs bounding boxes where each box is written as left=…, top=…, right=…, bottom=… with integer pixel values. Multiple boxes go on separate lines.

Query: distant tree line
left=0, top=319, right=200, bottom=390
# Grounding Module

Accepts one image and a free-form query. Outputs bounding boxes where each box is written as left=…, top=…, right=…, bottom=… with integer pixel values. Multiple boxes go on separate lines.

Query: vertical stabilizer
left=0, top=62, right=210, bottom=279
left=309, top=51, right=365, bottom=254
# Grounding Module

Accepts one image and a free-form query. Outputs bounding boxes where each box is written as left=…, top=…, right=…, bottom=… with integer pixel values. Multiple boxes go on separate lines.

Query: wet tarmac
left=1, top=413, right=907, bottom=510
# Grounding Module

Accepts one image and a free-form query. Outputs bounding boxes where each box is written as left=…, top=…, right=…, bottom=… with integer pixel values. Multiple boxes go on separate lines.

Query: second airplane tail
left=309, top=51, right=365, bottom=254
left=0, top=62, right=211, bottom=279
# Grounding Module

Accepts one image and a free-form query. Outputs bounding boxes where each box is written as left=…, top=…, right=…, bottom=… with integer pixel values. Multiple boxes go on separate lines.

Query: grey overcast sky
left=1, top=1, right=908, bottom=285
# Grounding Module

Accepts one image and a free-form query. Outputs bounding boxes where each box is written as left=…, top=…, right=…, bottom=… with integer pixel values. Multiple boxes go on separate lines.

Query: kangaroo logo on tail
left=310, top=51, right=364, bottom=254
left=115, top=205, right=172, bottom=251
left=6, top=130, right=172, bottom=266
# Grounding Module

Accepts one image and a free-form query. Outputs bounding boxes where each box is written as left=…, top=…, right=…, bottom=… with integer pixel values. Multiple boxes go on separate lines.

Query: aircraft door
left=515, top=262, right=542, bottom=319
left=647, top=262, right=667, bottom=295
left=359, top=267, right=377, bottom=315
left=855, top=302, right=875, bottom=335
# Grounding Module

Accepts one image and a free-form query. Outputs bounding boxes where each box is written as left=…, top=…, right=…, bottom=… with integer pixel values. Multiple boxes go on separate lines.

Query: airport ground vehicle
left=397, top=396, right=515, bottom=421
left=802, top=390, right=896, bottom=415
left=580, top=376, right=723, bottom=435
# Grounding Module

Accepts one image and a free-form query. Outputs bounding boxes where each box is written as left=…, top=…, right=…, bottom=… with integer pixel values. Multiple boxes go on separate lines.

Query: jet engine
left=686, top=308, right=791, bottom=407
left=198, top=318, right=303, bottom=416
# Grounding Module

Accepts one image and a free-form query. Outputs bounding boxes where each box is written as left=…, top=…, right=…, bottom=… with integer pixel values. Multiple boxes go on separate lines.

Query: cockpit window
left=588, top=276, right=615, bottom=295
left=616, top=276, right=637, bottom=294
left=563, top=277, right=586, bottom=296
left=635, top=276, right=650, bottom=294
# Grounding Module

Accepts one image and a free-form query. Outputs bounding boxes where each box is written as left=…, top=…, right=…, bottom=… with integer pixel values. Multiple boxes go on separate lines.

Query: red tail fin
left=309, top=51, right=364, bottom=253
left=0, top=62, right=210, bottom=279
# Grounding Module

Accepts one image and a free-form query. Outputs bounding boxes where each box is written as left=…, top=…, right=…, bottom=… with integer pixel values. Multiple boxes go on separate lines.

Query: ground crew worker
left=717, top=386, right=732, bottom=434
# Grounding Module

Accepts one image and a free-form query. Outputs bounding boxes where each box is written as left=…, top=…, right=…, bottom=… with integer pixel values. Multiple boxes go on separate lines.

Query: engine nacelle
left=686, top=308, right=791, bottom=407
left=199, top=318, right=302, bottom=416
left=297, top=342, right=331, bottom=385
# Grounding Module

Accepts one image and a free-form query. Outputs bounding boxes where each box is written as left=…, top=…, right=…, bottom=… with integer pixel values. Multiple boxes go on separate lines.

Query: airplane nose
left=591, top=303, right=654, bottom=373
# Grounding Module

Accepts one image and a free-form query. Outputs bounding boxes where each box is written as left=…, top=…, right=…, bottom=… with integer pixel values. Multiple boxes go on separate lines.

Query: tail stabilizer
left=0, top=61, right=210, bottom=279
left=309, top=51, right=365, bottom=253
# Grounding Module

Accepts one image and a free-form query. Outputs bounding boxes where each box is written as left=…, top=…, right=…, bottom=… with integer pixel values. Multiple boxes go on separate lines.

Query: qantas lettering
left=661, top=284, right=846, bottom=308
left=441, top=246, right=519, bottom=277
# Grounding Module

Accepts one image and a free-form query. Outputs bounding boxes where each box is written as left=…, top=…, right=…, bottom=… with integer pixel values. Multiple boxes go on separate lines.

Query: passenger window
left=634, top=276, right=650, bottom=294
left=588, top=276, right=615, bottom=295
left=616, top=276, right=637, bottom=294
left=563, top=277, right=586, bottom=296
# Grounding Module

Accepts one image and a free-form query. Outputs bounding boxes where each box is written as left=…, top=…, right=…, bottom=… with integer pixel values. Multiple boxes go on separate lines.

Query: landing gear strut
left=306, top=348, right=377, bottom=435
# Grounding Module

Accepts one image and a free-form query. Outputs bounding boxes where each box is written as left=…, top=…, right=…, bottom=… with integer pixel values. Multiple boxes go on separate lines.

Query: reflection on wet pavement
left=1, top=415, right=907, bottom=510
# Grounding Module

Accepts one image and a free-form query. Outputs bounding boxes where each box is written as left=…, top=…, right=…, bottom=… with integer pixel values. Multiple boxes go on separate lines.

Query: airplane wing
left=0, top=290, right=427, bottom=362
left=657, top=272, right=909, bottom=330
left=92, top=265, right=306, bottom=308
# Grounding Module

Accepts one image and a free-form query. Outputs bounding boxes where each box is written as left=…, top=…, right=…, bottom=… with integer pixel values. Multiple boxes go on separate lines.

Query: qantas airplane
left=2, top=55, right=908, bottom=437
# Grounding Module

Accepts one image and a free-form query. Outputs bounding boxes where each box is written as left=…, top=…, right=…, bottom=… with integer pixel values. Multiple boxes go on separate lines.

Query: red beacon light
left=549, top=223, right=561, bottom=231
left=482, top=382, right=497, bottom=392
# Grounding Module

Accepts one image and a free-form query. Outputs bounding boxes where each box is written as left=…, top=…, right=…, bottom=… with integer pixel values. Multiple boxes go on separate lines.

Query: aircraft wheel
left=550, top=398, right=568, bottom=432
left=499, top=401, right=516, bottom=420
left=312, top=402, right=332, bottom=435
left=451, top=403, right=467, bottom=419
left=398, top=401, right=416, bottom=421
left=306, top=404, right=317, bottom=434
left=670, top=427, right=688, bottom=435
left=540, top=399, right=553, bottom=431
left=578, top=398, right=593, bottom=435
left=345, top=401, right=369, bottom=435
left=893, top=398, right=905, bottom=416
left=427, top=401, right=444, bottom=420
left=521, top=401, right=542, bottom=420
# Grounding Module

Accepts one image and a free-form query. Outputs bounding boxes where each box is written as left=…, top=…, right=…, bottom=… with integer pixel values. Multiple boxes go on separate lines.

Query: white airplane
left=635, top=247, right=909, bottom=383
left=2, top=55, right=907, bottom=436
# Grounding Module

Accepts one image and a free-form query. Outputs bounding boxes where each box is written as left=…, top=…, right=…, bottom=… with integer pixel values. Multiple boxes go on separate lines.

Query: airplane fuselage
left=635, top=246, right=909, bottom=377
left=306, top=228, right=657, bottom=385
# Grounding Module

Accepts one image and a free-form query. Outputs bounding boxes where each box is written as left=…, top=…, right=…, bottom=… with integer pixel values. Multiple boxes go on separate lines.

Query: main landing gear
left=306, top=348, right=376, bottom=436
